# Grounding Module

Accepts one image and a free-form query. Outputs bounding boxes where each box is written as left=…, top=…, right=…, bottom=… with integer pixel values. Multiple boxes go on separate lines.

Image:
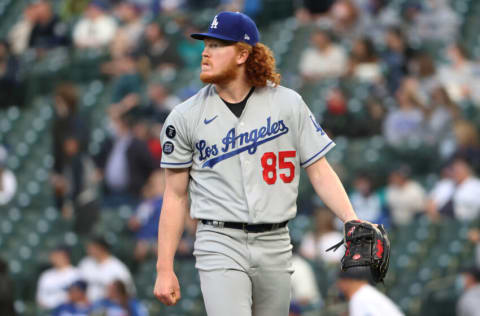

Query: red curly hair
left=236, top=42, right=281, bottom=87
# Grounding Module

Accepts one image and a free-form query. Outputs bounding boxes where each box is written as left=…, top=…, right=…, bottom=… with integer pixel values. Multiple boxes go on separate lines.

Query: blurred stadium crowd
left=0, top=0, right=480, bottom=315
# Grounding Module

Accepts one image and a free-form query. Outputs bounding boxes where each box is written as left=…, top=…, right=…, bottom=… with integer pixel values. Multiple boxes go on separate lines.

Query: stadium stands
left=1, top=0, right=480, bottom=315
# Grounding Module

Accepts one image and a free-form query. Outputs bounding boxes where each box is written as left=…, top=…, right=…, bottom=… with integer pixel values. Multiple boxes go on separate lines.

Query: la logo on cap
left=211, top=15, right=218, bottom=29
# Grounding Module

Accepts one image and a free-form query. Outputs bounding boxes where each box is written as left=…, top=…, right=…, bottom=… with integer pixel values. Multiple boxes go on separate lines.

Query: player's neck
left=215, top=77, right=253, bottom=104
left=346, top=282, right=368, bottom=299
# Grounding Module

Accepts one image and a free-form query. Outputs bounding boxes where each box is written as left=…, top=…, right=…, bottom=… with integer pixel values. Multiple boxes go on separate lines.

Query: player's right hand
left=153, top=270, right=181, bottom=306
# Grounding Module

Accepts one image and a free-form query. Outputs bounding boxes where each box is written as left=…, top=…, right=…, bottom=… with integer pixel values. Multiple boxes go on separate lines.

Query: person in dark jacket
left=51, top=83, right=89, bottom=217
left=95, top=112, right=157, bottom=207
left=28, top=0, right=69, bottom=50
left=0, top=258, right=15, bottom=316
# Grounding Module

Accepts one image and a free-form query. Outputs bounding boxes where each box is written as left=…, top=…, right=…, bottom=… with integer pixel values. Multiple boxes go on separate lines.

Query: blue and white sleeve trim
left=300, top=141, right=335, bottom=167
left=161, top=160, right=193, bottom=168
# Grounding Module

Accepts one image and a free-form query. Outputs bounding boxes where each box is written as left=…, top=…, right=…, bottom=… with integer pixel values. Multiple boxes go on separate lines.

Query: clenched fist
left=154, top=270, right=181, bottom=306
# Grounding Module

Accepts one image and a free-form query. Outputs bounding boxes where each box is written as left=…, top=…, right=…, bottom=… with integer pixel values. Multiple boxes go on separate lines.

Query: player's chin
left=200, top=71, right=217, bottom=83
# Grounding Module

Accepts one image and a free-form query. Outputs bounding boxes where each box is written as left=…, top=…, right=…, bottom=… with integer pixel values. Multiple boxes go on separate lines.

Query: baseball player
left=154, top=11, right=360, bottom=316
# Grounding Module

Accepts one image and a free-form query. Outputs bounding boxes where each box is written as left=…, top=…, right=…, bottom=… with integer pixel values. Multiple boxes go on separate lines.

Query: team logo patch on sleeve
left=166, top=125, right=176, bottom=139
left=163, top=141, right=174, bottom=155
left=309, top=115, right=325, bottom=135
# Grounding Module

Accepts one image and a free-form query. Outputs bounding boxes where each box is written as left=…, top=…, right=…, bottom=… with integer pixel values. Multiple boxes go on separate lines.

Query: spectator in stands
left=36, top=246, right=80, bottom=310
left=0, top=41, right=21, bottom=109
left=111, top=1, right=144, bottom=58
left=386, top=165, right=426, bottom=226
left=60, top=0, right=91, bottom=20
left=28, top=0, right=69, bottom=51
left=52, top=280, right=92, bottom=316
left=51, top=83, right=89, bottom=217
left=0, top=145, right=17, bottom=206
left=425, top=164, right=455, bottom=222
left=128, top=170, right=164, bottom=263
left=321, top=87, right=358, bottom=137
left=382, top=27, right=413, bottom=94
left=468, top=229, right=480, bottom=268
left=0, top=258, right=15, bottom=316
left=299, top=27, right=347, bottom=81
left=450, top=157, right=480, bottom=220
left=413, top=0, right=459, bottom=45
left=95, top=112, right=157, bottom=206
left=452, top=121, right=480, bottom=172
left=135, top=22, right=182, bottom=73
left=358, top=0, right=401, bottom=46
left=363, top=96, right=386, bottom=136
left=8, top=3, right=36, bottom=55
left=383, top=78, right=425, bottom=147
left=456, top=267, right=480, bottom=316
left=336, top=267, right=404, bottom=316
left=347, top=37, right=382, bottom=83
left=146, top=78, right=179, bottom=121
left=349, top=173, right=384, bottom=224
left=78, top=237, right=136, bottom=302
left=426, top=157, right=480, bottom=220
left=330, top=0, right=364, bottom=44
left=424, top=86, right=459, bottom=147
left=91, top=280, right=147, bottom=316
left=295, top=0, right=335, bottom=24
left=438, top=43, right=476, bottom=103
left=411, top=53, right=439, bottom=102
left=177, top=23, right=205, bottom=71
left=109, top=53, right=143, bottom=107
left=128, top=115, right=162, bottom=165
left=300, top=207, right=344, bottom=264
left=73, top=0, right=117, bottom=50
left=290, top=244, right=322, bottom=312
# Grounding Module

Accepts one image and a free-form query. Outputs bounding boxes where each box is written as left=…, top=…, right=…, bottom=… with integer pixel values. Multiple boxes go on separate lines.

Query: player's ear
left=236, top=48, right=249, bottom=65
left=235, top=42, right=251, bottom=65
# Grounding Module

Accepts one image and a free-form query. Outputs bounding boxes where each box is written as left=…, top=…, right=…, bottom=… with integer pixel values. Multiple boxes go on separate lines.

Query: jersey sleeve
left=160, top=109, right=194, bottom=168
left=297, top=97, right=335, bottom=168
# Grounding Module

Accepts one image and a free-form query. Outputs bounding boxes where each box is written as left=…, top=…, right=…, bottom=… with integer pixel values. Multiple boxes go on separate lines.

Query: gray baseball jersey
left=160, top=84, right=334, bottom=223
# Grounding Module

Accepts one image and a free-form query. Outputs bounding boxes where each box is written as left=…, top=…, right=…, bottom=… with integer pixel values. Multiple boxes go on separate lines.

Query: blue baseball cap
left=89, top=0, right=110, bottom=11
left=66, top=280, right=88, bottom=292
left=191, top=11, right=260, bottom=46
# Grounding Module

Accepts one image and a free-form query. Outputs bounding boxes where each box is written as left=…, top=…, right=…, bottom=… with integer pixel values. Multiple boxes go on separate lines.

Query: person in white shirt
left=426, top=157, right=480, bottom=220
left=299, top=27, right=347, bottom=81
left=425, top=165, right=455, bottom=221
left=7, top=3, right=36, bottom=55
left=456, top=267, right=480, bottom=316
left=78, top=237, right=135, bottom=302
left=290, top=252, right=322, bottom=309
left=300, top=207, right=344, bottom=264
left=450, top=157, right=480, bottom=220
left=386, top=165, right=426, bottom=226
left=337, top=267, right=404, bottom=316
left=0, top=145, right=17, bottom=205
left=73, top=0, right=117, bottom=49
left=36, top=246, right=80, bottom=309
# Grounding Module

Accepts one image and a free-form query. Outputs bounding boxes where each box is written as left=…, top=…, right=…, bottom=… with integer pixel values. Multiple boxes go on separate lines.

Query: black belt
left=201, top=220, right=288, bottom=233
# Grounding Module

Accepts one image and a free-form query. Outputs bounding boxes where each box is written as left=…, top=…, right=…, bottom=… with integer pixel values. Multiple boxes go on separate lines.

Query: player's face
left=200, top=38, right=240, bottom=84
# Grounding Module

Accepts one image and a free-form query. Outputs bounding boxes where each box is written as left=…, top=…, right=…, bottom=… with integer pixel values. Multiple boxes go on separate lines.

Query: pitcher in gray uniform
left=154, top=11, right=361, bottom=316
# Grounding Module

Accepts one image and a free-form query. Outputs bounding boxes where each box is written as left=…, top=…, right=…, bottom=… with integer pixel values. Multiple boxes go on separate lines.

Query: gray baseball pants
left=193, top=221, right=293, bottom=316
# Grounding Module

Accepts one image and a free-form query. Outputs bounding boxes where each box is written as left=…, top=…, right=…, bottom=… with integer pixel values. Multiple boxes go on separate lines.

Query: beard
left=200, top=59, right=239, bottom=85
